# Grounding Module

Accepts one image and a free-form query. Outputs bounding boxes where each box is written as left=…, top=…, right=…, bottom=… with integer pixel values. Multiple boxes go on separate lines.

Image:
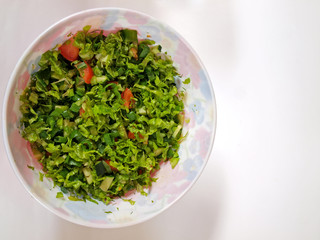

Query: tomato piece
left=58, top=37, right=79, bottom=61
left=138, top=133, right=144, bottom=139
left=79, top=107, right=85, bottom=116
left=121, top=88, right=135, bottom=109
left=128, top=131, right=147, bottom=144
left=77, top=61, right=94, bottom=84
left=82, top=61, right=94, bottom=84
left=104, top=160, right=118, bottom=172
left=128, top=131, right=135, bottom=139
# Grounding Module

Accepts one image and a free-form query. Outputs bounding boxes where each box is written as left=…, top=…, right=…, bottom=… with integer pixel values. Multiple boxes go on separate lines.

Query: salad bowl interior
left=3, top=8, right=216, bottom=228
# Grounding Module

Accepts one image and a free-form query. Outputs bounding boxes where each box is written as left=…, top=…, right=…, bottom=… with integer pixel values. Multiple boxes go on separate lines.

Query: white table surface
left=1, top=0, right=320, bottom=239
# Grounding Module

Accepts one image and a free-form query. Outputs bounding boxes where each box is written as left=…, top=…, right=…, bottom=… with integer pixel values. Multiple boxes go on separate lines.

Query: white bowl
left=2, top=8, right=216, bottom=228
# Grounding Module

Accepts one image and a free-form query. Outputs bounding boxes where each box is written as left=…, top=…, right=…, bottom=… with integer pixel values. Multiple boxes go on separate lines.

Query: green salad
left=20, top=26, right=187, bottom=205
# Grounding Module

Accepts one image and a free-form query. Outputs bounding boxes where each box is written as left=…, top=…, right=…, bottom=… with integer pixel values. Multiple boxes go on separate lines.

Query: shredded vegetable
left=19, top=26, right=186, bottom=205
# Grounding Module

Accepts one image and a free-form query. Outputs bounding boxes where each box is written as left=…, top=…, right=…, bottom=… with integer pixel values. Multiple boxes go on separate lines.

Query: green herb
left=27, top=165, right=35, bottom=170
left=39, top=172, right=44, bottom=182
left=68, top=196, right=84, bottom=202
left=56, top=192, right=64, bottom=198
left=19, top=26, right=186, bottom=205
left=183, top=78, right=191, bottom=84
left=122, top=199, right=136, bottom=205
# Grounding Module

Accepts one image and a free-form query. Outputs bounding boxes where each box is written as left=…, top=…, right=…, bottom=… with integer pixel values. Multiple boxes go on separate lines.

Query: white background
left=1, top=0, right=320, bottom=239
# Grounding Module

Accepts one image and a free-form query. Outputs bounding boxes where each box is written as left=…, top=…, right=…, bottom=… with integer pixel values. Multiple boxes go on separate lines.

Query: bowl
left=2, top=8, right=216, bottom=228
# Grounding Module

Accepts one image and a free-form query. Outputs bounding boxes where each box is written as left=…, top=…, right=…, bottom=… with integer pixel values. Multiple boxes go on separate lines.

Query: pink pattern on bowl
left=124, top=11, right=149, bottom=25
left=174, top=41, right=201, bottom=89
left=17, top=70, right=30, bottom=91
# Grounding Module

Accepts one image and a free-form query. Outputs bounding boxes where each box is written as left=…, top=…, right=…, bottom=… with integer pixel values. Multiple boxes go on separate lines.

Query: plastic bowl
left=2, top=8, right=216, bottom=228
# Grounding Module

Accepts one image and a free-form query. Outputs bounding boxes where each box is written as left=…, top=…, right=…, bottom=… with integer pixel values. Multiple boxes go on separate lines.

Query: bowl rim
left=2, top=7, right=217, bottom=228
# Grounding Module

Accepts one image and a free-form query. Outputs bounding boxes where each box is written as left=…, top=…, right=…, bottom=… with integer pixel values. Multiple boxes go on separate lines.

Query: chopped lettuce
left=183, top=77, right=191, bottom=84
left=20, top=26, right=186, bottom=205
left=56, top=192, right=64, bottom=198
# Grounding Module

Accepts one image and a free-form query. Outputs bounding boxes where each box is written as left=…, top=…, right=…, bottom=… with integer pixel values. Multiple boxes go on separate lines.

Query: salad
left=20, top=26, right=187, bottom=205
